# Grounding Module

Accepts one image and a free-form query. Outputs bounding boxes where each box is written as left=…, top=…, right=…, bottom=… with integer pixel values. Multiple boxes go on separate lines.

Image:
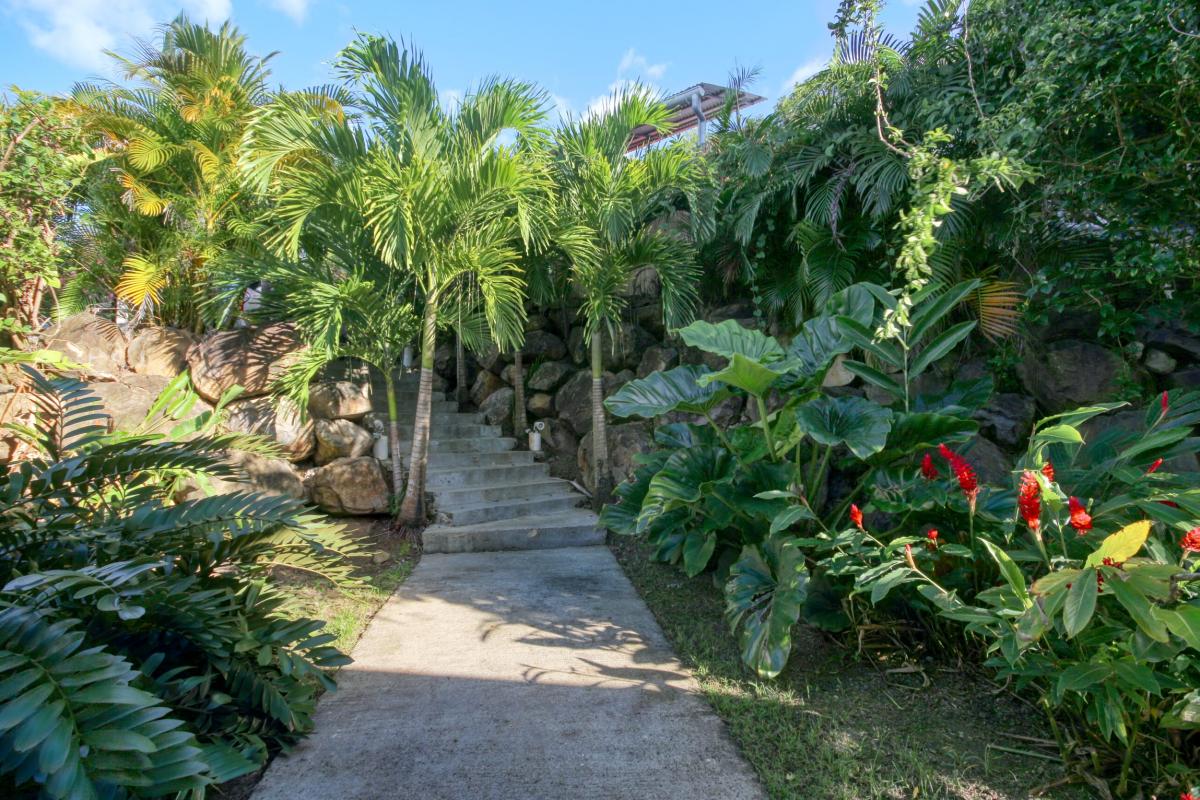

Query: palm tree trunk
left=512, top=348, right=527, bottom=442
left=384, top=375, right=404, bottom=513
left=455, top=330, right=467, bottom=409
left=399, top=301, right=438, bottom=525
left=590, top=332, right=611, bottom=509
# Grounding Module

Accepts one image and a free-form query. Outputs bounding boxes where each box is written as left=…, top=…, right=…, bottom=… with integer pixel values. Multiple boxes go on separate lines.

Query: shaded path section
left=253, top=547, right=765, bottom=800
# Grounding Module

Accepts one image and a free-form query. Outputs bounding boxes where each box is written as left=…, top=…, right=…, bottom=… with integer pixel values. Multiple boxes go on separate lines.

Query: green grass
left=273, top=520, right=419, bottom=655
left=610, top=535, right=1088, bottom=800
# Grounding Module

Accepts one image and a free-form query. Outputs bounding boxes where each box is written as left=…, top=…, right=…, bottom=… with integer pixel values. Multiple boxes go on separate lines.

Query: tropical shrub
left=0, top=369, right=358, bottom=798
left=842, top=391, right=1200, bottom=793
left=0, top=91, right=88, bottom=345
left=603, top=280, right=984, bottom=675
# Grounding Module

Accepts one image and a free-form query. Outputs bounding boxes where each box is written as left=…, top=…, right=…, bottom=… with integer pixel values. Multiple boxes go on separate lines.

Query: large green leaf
left=678, top=319, right=784, bottom=362
left=783, top=315, right=855, bottom=385
left=1063, top=570, right=1098, bottom=638
left=605, top=365, right=729, bottom=418
left=698, top=353, right=784, bottom=397
left=910, top=320, right=976, bottom=377
left=636, top=446, right=736, bottom=532
left=794, top=396, right=893, bottom=459
left=875, top=412, right=977, bottom=461
left=724, top=536, right=806, bottom=678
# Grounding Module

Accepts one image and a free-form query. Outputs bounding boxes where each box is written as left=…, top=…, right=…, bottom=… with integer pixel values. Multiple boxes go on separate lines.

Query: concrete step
left=393, top=423, right=500, bottom=439
left=395, top=437, right=517, bottom=454
left=434, top=479, right=573, bottom=508
left=442, top=493, right=583, bottom=526
left=427, top=462, right=549, bottom=488
left=422, top=510, right=605, bottom=553
left=414, top=450, right=537, bottom=469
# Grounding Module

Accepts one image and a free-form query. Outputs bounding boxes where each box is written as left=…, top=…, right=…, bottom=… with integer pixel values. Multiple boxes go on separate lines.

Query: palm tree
left=242, top=35, right=549, bottom=525
left=69, top=15, right=273, bottom=331
left=213, top=219, right=419, bottom=505
left=547, top=88, right=710, bottom=505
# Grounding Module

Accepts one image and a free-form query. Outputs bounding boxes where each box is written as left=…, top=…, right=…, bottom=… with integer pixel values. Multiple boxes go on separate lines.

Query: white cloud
left=186, top=0, right=232, bottom=22
left=781, top=57, right=826, bottom=94
left=548, top=93, right=572, bottom=122
left=264, top=0, right=306, bottom=24
left=440, top=88, right=463, bottom=112
left=7, top=0, right=240, bottom=73
left=580, top=49, right=668, bottom=121
left=617, top=47, right=667, bottom=81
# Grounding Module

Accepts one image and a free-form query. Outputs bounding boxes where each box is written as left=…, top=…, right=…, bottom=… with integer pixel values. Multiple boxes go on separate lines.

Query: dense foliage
left=0, top=368, right=358, bottom=797
left=0, top=93, right=88, bottom=345
left=702, top=0, right=1200, bottom=342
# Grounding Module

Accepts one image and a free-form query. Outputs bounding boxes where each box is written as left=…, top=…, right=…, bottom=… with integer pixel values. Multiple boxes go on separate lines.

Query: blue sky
left=1, top=0, right=922, bottom=117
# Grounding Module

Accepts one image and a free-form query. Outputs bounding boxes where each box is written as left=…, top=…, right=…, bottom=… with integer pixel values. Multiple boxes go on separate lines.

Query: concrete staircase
left=383, top=373, right=604, bottom=554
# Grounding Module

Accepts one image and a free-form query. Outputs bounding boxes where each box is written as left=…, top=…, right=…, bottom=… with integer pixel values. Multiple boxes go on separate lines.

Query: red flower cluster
left=921, top=452, right=939, bottom=480
left=1018, top=471, right=1041, bottom=532
left=1146, top=457, right=1164, bottom=475
left=925, top=529, right=939, bottom=551
left=849, top=504, right=864, bottom=531
left=1162, top=390, right=1170, bottom=416
left=1068, top=497, right=1093, bottom=534
left=938, top=444, right=979, bottom=511
left=1182, top=527, right=1200, bottom=553
left=1180, top=792, right=1197, bottom=800
left=1041, top=460, right=1055, bottom=482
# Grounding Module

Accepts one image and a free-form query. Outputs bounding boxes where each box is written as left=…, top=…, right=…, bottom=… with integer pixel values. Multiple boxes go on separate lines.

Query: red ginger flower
left=1182, top=528, right=1200, bottom=553
left=939, top=444, right=979, bottom=511
left=1041, top=460, right=1055, bottom=482
left=1162, top=390, right=1170, bottom=416
left=925, top=529, right=939, bottom=551
left=921, top=452, right=939, bottom=480
left=1018, top=471, right=1041, bottom=531
left=1181, top=793, right=1197, bottom=800
left=849, top=504, right=864, bottom=531
left=904, top=543, right=917, bottom=570
left=1147, top=458, right=1164, bottom=475
left=1068, top=496, right=1092, bottom=534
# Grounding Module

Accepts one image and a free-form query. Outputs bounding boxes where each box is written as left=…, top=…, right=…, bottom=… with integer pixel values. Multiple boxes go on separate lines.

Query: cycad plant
left=547, top=88, right=710, bottom=505
left=242, top=35, right=549, bottom=525
left=0, top=367, right=358, bottom=798
left=68, top=15, right=273, bottom=330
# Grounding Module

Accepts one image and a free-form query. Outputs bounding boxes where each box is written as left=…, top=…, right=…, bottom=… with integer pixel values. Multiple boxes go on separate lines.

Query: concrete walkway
left=253, top=547, right=765, bottom=800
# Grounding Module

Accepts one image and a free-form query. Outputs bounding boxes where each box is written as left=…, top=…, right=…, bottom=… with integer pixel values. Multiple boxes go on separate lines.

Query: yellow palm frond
left=116, top=255, right=170, bottom=306
left=126, top=136, right=180, bottom=172
left=188, top=140, right=222, bottom=185
left=973, top=279, right=1022, bottom=340
left=116, top=171, right=168, bottom=216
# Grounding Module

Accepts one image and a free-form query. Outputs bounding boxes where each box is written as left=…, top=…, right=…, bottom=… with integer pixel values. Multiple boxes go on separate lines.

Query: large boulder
left=309, top=457, right=390, bottom=515
left=578, top=421, right=653, bottom=493
left=520, top=330, right=568, bottom=362
left=539, top=418, right=580, bottom=482
left=527, top=361, right=574, bottom=393
left=1144, top=325, right=1200, bottom=363
left=480, top=386, right=514, bottom=429
left=567, top=324, right=655, bottom=370
left=86, top=374, right=212, bottom=435
left=222, top=395, right=314, bottom=462
left=187, top=323, right=304, bottom=403
left=309, top=380, right=372, bottom=421
left=1018, top=340, right=1124, bottom=413
left=42, top=312, right=127, bottom=376
left=475, top=344, right=506, bottom=374
left=527, top=392, right=555, bottom=418
left=556, top=369, right=623, bottom=437
left=973, top=393, right=1037, bottom=450
left=314, top=418, right=373, bottom=465
left=637, top=346, right=678, bottom=379
left=126, top=327, right=197, bottom=377
left=470, top=370, right=504, bottom=407
left=962, top=436, right=1013, bottom=486
left=176, top=450, right=305, bottom=501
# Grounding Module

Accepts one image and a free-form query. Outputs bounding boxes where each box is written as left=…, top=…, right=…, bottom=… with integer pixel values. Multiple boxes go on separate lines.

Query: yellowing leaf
left=1084, top=520, right=1152, bottom=568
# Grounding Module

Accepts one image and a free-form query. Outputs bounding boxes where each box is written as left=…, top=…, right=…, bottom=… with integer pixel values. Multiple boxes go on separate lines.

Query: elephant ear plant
left=602, top=281, right=987, bottom=676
